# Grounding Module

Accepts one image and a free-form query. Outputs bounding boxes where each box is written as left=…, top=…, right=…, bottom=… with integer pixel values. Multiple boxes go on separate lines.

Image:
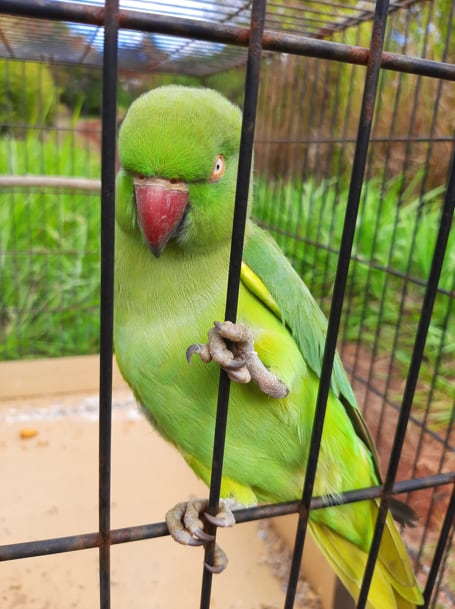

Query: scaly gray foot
left=165, top=498, right=236, bottom=573
left=186, top=321, right=288, bottom=398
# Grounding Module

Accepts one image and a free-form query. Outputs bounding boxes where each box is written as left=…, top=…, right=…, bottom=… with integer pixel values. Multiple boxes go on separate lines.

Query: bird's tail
left=308, top=507, right=424, bottom=609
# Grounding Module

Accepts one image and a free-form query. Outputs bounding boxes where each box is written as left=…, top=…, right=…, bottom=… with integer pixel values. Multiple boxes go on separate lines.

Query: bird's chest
left=115, top=273, right=228, bottom=455
left=115, top=251, right=227, bottom=383
left=115, top=242, right=239, bottom=448
left=146, top=277, right=225, bottom=355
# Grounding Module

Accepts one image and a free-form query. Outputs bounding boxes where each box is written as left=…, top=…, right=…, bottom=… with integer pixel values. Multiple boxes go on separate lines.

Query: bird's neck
left=115, top=230, right=231, bottom=317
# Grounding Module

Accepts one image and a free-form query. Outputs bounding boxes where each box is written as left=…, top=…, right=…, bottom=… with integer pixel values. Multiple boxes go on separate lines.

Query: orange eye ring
left=210, top=154, right=225, bottom=182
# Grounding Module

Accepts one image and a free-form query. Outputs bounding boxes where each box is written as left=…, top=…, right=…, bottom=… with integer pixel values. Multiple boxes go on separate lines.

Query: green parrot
left=114, top=85, right=424, bottom=609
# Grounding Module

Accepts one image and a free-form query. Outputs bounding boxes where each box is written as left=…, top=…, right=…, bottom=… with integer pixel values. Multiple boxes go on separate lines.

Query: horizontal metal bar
left=256, top=135, right=455, bottom=145
left=0, top=176, right=101, bottom=191
left=235, top=470, right=455, bottom=523
left=0, top=0, right=454, bottom=81
left=0, top=522, right=169, bottom=561
left=346, top=369, right=455, bottom=453
left=1, top=471, right=453, bottom=562
left=257, top=221, right=455, bottom=301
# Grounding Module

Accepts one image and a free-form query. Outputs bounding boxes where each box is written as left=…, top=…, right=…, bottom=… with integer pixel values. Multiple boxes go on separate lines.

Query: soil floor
left=1, top=389, right=321, bottom=609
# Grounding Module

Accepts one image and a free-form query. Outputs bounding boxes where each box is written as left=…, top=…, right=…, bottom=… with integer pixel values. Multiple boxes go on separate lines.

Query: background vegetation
left=0, top=59, right=58, bottom=133
left=0, top=133, right=101, bottom=360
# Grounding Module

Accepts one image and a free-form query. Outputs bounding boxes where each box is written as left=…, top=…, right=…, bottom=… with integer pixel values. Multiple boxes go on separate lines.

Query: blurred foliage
left=0, top=59, right=58, bottom=134
left=52, top=63, right=202, bottom=118
left=54, top=64, right=106, bottom=117
left=204, top=66, right=246, bottom=107
left=253, top=1, right=455, bottom=190
left=0, top=133, right=101, bottom=359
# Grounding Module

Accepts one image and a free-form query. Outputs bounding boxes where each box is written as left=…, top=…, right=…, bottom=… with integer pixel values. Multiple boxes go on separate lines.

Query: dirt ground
left=0, top=387, right=321, bottom=609
left=342, top=344, right=455, bottom=607
left=343, top=344, right=455, bottom=531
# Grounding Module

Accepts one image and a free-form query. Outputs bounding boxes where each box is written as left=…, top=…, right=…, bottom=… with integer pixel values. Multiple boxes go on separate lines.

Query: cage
left=0, top=1, right=454, bottom=609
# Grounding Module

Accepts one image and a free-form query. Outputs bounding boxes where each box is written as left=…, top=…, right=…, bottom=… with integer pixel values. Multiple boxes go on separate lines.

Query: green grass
left=0, top=132, right=101, bottom=359
left=253, top=175, right=455, bottom=428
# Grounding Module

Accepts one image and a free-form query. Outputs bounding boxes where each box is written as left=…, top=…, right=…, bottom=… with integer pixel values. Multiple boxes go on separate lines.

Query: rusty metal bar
left=199, top=0, right=266, bottom=606
left=1, top=472, right=453, bottom=562
left=98, top=1, right=119, bottom=608
left=283, top=1, right=391, bottom=608
left=0, top=0, right=454, bottom=81
left=423, top=482, right=455, bottom=606
left=369, top=135, right=455, bottom=608
left=0, top=176, right=101, bottom=190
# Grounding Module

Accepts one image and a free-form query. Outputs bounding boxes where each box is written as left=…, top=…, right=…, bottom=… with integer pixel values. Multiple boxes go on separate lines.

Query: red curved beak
left=134, top=177, right=189, bottom=257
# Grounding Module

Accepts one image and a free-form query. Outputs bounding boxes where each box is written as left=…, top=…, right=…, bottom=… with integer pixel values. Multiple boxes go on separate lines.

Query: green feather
left=243, top=224, right=356, bottom=403
left=242, top=225, right=393, bottom=488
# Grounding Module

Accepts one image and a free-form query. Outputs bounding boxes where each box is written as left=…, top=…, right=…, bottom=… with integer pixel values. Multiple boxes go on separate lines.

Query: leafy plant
left=0, top=132, right=101, bottom=359
left=0, top=59, right=58, bottom=133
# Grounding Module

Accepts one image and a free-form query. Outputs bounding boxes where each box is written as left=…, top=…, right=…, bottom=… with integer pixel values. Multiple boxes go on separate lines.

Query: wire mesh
left=0, top=0, right=432, bottom=75
left=0, top=1, right=454, bottom=609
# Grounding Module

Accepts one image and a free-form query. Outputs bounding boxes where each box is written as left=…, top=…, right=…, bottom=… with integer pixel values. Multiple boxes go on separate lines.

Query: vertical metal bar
left=373, top=135, right=455, bottom=601
left=371, top=0, right=435, bottom=451
left=358, top=135, right=455, bottom=608
left=321, top=25, right=361, bottom=311
left=199, top=1, right=266, bottom=607
left=99, top=2, right=118, bottom=609
left=284, top=2, right=390, bottom=609
left=407, top=0, right=454, bottom=495
left=424, top=482, right=455, bottom=606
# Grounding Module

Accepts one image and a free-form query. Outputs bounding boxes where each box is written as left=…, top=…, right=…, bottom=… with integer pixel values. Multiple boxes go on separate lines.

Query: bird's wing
left=242, top=223, right=382, bottom=477
left=242, top=222, right=419, bottom=527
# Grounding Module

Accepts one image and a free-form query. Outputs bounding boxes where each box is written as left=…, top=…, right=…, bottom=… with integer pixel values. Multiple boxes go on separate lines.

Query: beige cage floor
left=1, top=385, right=322, bottom=609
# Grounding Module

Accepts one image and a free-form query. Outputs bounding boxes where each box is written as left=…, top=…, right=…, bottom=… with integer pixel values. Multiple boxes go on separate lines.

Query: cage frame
left=0, top=1, right=454, bottom=609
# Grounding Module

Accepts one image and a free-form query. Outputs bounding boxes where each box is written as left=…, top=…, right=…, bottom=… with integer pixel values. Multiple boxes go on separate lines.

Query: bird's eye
left=210, top=155, right=225, bottom=182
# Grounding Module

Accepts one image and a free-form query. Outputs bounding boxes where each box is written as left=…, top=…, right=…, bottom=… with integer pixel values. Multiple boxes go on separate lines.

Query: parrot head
left=117, top=85, right=244, bottom=257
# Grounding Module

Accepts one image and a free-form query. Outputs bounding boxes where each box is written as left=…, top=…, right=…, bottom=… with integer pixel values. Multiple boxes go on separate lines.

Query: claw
left=219, top=357, right=246, bottom=370
left=214, top=320, right=252, bottom=343
left=166, top=498, right=235, bottom=574
left=213, top=321, right=289, bottom=398
left=226, top=367, right=251, bottom=384
left=170, top=528, right=205, bottom=547
left=186, top=343, right=212, bottom=364
left=190, top=526, right=215, bottom=543
left=204, top=508, right=236, bottom=528
left=207, top=326, right=243, bottom=370
left=205, top=543, right=229, bottom=574
left=183, top=498, right=215, bottom=542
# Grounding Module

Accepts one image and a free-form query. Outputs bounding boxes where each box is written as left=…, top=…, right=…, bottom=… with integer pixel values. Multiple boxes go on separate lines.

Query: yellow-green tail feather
left=309, top=510, right=423, bottom=609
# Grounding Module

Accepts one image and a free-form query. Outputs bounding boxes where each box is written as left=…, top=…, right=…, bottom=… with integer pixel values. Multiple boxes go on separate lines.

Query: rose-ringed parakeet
left=114, top=85, right=423, bottom=609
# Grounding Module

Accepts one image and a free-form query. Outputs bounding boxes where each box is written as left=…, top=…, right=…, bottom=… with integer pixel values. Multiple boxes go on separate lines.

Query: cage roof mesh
left=0, top=0, right=426, bottom=75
